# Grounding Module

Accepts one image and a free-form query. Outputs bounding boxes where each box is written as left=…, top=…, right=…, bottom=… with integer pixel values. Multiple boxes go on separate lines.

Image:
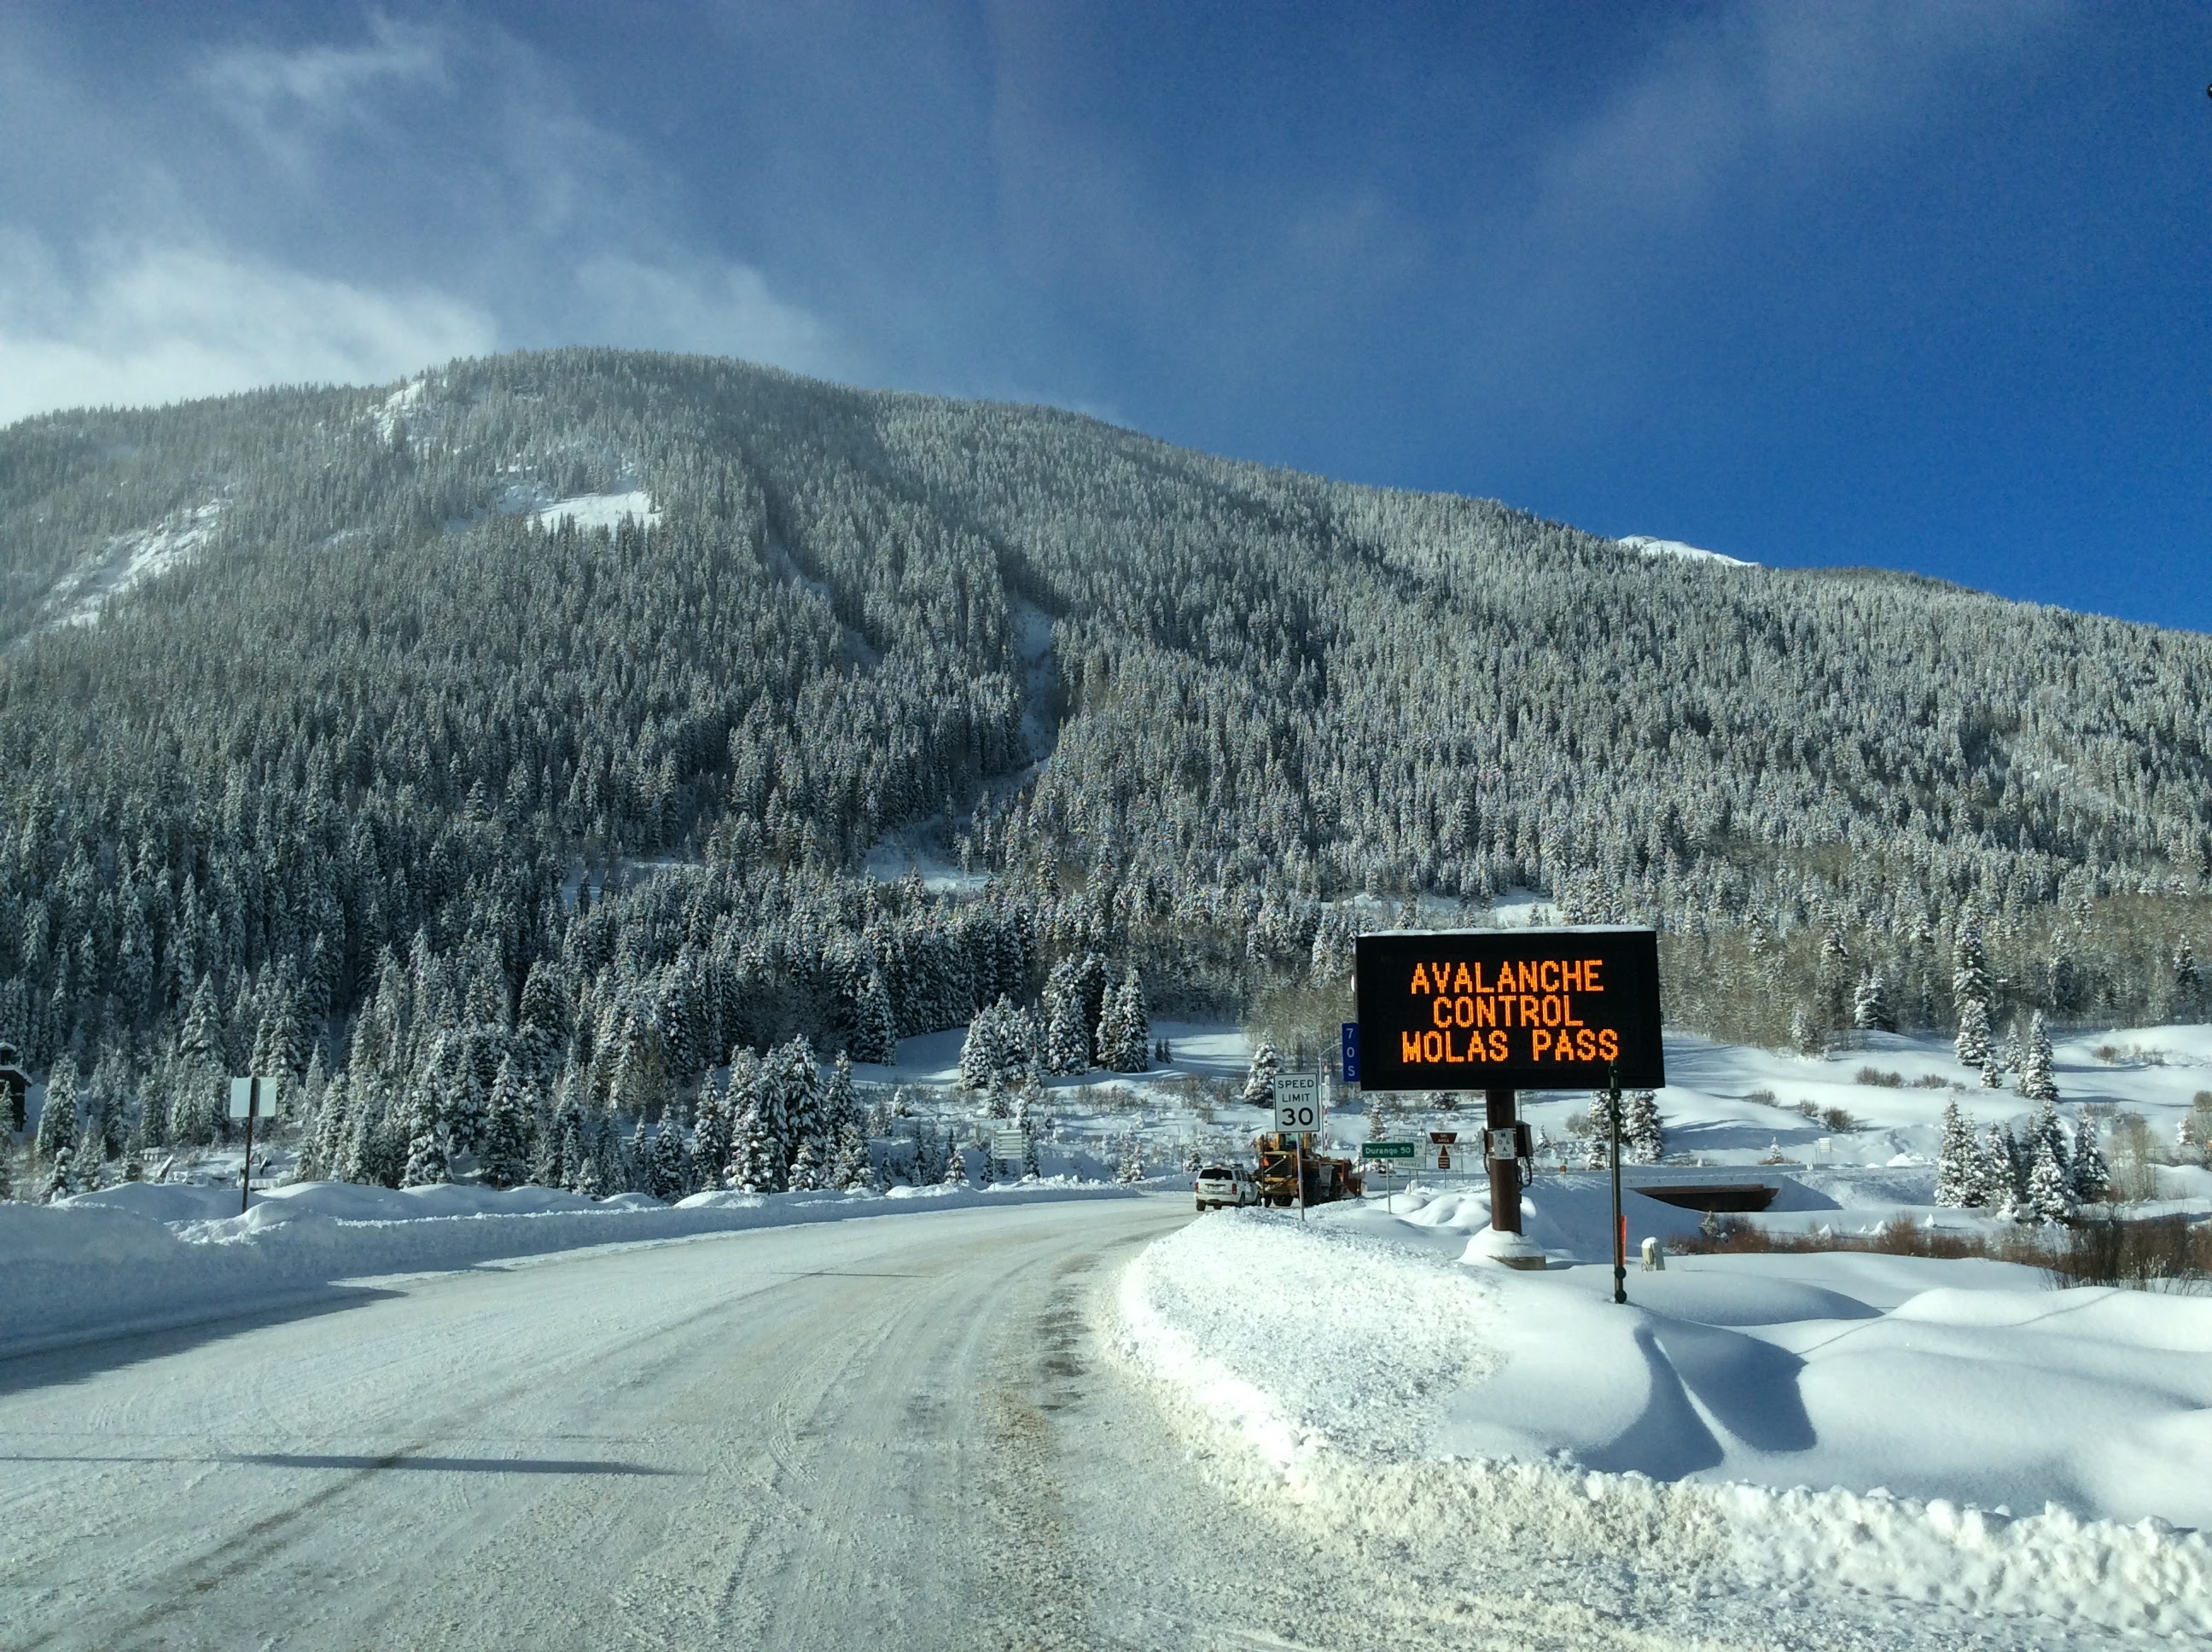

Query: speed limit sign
left=1273, top=1073, right=1321, bottom=1133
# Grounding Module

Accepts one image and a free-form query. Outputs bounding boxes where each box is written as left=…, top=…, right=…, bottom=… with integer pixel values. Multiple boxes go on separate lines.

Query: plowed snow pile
left=1119, top=1207, right=2212, bottom=1643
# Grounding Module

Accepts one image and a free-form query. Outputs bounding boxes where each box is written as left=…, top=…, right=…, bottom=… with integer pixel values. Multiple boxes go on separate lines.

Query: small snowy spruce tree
left=1953, top=997, right=1992, bottom=1070
left=477, top=1056, right=533, bottom=1189
left=1622, top=1090, right=1664, bottom=1165
left=1852, top=972, right=1896, bottom=1033
left=33, top=1054, right=78, bottom=1167
left=2069, top=1115, right=2109, bottom=1206
left=1099, top=969, right=1150, bottom=1073
left=2018, top=1012, right=2058, bottom=1102
left=1582, top=1093, right=1614, bottom=1168
left=401, top=1095, right=450, bottom=1188
left=1041, top=959, right=1091, bottom=1075
left=2026, top=1131, right=2075, bottom=1224
left=1934, top=1102, right=1981, bottom=1207
left=1241, top=1042, right=1281, bottom=1110
left=1977, top=1124, right=2020, bottom=1213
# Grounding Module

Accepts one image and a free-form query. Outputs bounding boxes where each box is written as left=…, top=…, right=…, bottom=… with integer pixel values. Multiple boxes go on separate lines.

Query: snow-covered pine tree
left=649, top=1114, right=690, bottom=1199
left=2025, top=1097, right=2069, bottom=1187
left=32, top=1053, right=78, bottom=1167
left=940, top=1131, right=967, bottom=1186
left=2175, top=941, right=2203, bottom=1021
left=2068, top=1115, right=2109, bottom=1206
left=1953, top=997, right=1992, bottom=1070
left=42, top=1144, right=73, bottom=1202
left=724, top=1099, right=770, bottom=1192
left=2019, top=1012, right=2058, bottom=1101
left=1100, top=969, right=1150, bottom=1073
left=1041, top=959, right=1091, bottom=1075
left=1622, top=1090, right=1664, bottom=1165
left=478, top=1055, right=533, bottom=1189
left=401, top=1093, right=450, bottom=1187
left=822, top=1052, right=858, bottom=1144
left=1980, top=1038, right=2007, bottom=1089
left=1115, top=1131, right=1144, bottom=1184
left=1241, top=1042, right=1281, bottom=1110
left=2026, top=1131, right=2075, bottom=1224
left=1074, top=952, right=1109, bottom=1055
left=958, top=1006, right=1005, bottom=1094
left=1851, top=972, right=1896, bottom=1033
left=1934, top=1101, right=1980, bottom=1207
left=1582, top=1093, right=1613, bottom=1169
left=831, top=1123, right=870, bottom=1190
left=690, top=1069, right=732, bottom=1192
left=1978, top=1123, right=2022, bottom=1213
left=850, top=970, right=899, bottom=1065
left=1952, top=913, right=1993, bottom=1020
left=787, top=1136, right=824, bottom=1192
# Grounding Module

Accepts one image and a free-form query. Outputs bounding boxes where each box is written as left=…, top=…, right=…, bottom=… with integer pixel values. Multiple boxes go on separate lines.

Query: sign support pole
left=1485, top=1086, right=1521, bottom=1236
left=240, top=1085, right=258, bottom=1217
left=1608, top=1065, right=1627, bottom=1306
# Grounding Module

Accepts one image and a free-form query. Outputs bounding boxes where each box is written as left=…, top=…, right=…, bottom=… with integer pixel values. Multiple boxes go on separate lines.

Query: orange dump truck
left=1252, top=1131, right=1364, bottom=1207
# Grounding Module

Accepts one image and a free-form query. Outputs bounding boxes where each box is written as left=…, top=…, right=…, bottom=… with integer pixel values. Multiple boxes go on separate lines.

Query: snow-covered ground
left=1092, top=1015, right=2212, bottom=1640
left=1119, top=1206, right=2212, bottom=1640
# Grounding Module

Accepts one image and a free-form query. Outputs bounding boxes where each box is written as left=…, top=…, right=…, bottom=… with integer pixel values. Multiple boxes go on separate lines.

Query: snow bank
left=1118, top=1208, right=2212, bottom=1638
left=3, top=1178, right=1135, bottom=1352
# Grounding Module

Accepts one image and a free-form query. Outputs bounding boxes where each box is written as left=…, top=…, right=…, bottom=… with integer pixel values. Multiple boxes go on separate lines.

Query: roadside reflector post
left=1608, top=1064, right=1627, bottom=1305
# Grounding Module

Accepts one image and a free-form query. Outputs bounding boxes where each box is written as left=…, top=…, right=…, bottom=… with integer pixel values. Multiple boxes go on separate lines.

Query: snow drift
left=1118, top=1207, right=2212, bottom=1639
left=3, top=1178, right=1135, bottom=1352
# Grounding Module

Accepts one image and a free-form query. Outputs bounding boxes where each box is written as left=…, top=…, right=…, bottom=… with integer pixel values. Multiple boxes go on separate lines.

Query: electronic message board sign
left=1353, top=927, right=1665, bottom=1091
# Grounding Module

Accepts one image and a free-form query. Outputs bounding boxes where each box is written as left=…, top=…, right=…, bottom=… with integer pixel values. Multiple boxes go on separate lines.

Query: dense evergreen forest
left=0, top=347, right=2204, bottom=1190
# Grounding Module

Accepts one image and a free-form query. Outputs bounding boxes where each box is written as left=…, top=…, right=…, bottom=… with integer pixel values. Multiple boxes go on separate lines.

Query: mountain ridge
left=0, top=346, right=2201, bottom=1177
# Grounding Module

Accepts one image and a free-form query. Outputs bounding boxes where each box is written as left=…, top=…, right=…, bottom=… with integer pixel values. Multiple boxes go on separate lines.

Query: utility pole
left=1485, top=1086, right=1521, bottom=1234
left=1608, top=1065, right=1627, bottom=1305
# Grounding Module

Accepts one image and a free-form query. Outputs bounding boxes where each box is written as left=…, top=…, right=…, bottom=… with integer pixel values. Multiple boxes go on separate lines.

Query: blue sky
left=2, top=3, right=2203, bottom=629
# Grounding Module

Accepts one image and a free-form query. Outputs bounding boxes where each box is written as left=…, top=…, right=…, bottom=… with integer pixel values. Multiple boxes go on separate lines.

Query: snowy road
left=0, top=1197, right=1451, bottom=1652
left=0, top=1197, right=2052, bottom=1652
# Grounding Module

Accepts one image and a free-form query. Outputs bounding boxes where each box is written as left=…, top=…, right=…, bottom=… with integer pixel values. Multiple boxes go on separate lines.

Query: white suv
left=1193, top=1164, right=1255, bottom=1211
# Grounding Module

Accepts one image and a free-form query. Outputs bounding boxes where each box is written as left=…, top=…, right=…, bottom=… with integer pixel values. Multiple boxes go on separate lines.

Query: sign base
left=1461, top=1226, right=1546, bottom=1269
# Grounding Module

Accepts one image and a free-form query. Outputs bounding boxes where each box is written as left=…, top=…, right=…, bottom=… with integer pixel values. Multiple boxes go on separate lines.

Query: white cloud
left=191, top=14, right=449, bottom=172
left=571, top=256, right=842, bottom=380
left=0, top=13, right=853, bottom=425
left=0, top=231, right=494, bottom=425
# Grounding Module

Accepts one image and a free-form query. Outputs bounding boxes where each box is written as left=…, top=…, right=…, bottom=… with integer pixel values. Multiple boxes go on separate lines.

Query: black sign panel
left=1353, top=927, right=1665, bottom=1091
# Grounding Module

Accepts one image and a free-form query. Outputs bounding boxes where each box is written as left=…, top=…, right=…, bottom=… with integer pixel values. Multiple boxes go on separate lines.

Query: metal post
left=1608, top=1065, right=1626, bottom=1305
left=1486, top=1086, right=1521, bottom=1236
left=240, top=1091, right=257, bottom=1217
left=1295, top=1137, right=1305, bottom=1222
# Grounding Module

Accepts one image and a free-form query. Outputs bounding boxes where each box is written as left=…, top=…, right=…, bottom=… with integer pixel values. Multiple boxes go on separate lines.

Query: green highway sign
left=1360, top=1140, right=1417, bottom=1160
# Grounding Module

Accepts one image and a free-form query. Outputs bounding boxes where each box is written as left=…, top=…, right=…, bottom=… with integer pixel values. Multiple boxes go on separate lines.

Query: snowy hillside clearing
left=1118, top=1207, right=2212, bottom=1641
left=30, top=500, right=223, bottom=635
left=1616, top=533, right=1758, bottom=567
left=3, top=1178, right=1136, bottom=1352
left=525, top=488, right=660, bottom=533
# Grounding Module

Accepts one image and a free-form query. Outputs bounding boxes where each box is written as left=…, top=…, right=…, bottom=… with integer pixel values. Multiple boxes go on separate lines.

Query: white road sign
left=1273, top=1073, right=1321, bottom=1133
left=228, top=1076, right=278, bottom=1119
left=992, top=1129, right=1027, bottom=1162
